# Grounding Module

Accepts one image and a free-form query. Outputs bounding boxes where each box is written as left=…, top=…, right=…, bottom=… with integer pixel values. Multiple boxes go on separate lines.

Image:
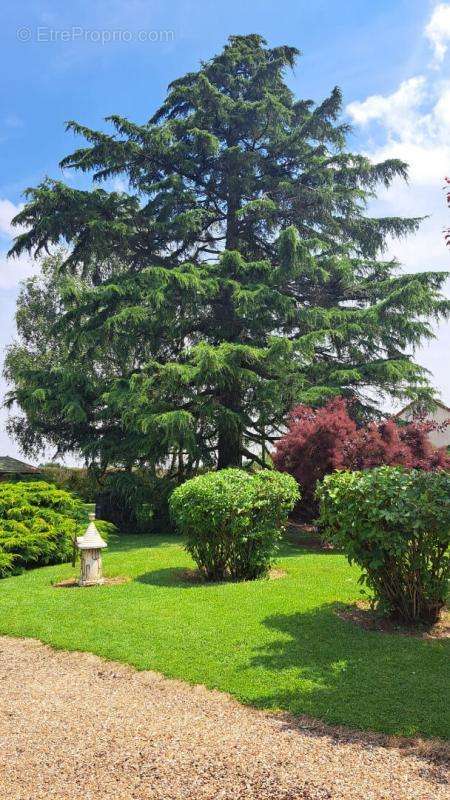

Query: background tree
left=6, top=35, right=449, bottom=475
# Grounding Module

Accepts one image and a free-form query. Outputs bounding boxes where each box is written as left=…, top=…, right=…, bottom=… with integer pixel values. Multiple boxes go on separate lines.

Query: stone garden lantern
left=77, top=513, right=107, bottom=586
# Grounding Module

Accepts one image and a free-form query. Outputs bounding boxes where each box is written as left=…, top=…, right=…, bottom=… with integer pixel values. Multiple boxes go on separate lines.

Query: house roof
left=394, top=399, right=450, bottom=418
left=0, top=456, right=39, bottom=474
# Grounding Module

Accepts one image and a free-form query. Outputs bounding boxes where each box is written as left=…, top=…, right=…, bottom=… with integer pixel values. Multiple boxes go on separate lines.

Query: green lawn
left=0, top=534, right=448, bottom=739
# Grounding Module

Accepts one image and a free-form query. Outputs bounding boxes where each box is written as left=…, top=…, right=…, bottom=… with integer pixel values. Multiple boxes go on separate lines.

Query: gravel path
left=0, top=636, right=447, bottom=800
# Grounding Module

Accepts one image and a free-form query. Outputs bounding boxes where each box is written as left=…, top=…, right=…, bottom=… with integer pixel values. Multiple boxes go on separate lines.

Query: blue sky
left=1, top=0, right=449, bottom=460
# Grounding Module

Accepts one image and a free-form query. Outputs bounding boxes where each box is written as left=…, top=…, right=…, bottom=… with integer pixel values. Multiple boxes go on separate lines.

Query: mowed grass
left=0, top=534, right=448, bottom=739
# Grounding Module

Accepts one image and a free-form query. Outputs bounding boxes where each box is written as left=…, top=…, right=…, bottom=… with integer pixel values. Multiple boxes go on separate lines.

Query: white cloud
left=346, top=77, right=427, bottom=132
left=346, top=30, right=450, bottom=405
left=0, top=252, right=38, bottom=290
left=425, top=3, right=450, bottom=65
left=111, top=177, right=128, bottom=193
left=0, top=198, right=23, bottom=238
left=347, top=76, right=450, bottom=184
left=0, top=198, right=35, bottom=288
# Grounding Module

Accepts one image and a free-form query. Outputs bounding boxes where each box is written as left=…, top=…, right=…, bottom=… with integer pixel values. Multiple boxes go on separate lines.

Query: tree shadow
left=248, top=603, right=450, bottom=739
left=136, top=566, right=288, bottom=588
left=135, top=567, right=208, bottom=588
left=263, top=707, right=450, bottom=769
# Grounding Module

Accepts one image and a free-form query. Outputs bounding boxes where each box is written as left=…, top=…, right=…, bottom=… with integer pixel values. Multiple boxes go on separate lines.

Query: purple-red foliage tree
left=273, top=397, right=450, bottom=519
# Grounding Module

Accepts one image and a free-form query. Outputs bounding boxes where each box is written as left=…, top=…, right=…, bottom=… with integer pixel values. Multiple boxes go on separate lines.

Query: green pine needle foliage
left=0, top=481, right=85, bottom=577
left=5, top=35, right=449, bottom=474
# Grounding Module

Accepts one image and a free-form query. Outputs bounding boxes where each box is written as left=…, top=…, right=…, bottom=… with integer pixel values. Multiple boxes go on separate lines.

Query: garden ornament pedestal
left=77, top=513, right=107, bottom=586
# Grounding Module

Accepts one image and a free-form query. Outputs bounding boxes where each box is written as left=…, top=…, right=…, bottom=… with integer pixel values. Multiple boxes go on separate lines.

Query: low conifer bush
left=0, top=481, right=89, bottom=577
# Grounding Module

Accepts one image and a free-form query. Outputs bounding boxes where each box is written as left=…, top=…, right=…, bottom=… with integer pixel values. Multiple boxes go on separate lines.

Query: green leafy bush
left=0, top=481, right=87, bottom=577
left=95, top=470, right=175, bottom=533
left=316, top=467, right=450, bottom=624
left=170, top=468, right=299, bottom=581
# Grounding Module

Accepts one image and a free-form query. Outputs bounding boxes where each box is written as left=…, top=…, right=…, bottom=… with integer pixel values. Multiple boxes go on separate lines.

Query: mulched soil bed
left=53, top=576, right=131, bottom=588
left=336, top=602, right=450, bottom=640
left=178, top=567, right=287, bottom=584
left=0, top=636, right=448, bottom=800
left=54, top=570, right=286, bottom=589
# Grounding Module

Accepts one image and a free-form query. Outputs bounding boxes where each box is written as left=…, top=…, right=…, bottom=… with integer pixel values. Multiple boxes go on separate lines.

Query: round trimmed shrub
left=0, top=481, right=87, bottom=577
left=316, top=467, right=450, bottom=624
left=169, top=468, right=299, bottom=581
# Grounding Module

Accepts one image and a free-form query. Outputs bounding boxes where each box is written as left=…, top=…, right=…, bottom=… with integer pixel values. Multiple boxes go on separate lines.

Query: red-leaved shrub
left=273, top=397, right=450, bottom=519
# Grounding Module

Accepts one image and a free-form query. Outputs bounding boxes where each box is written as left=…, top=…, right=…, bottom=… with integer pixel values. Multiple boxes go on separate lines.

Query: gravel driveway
left=0, top=636, right=447, bottom=799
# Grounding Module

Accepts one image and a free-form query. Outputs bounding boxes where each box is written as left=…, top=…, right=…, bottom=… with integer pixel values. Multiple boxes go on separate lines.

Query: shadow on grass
left=247, top=603, right=450, bottom=739
left=135, top=567, right=201, bottom=588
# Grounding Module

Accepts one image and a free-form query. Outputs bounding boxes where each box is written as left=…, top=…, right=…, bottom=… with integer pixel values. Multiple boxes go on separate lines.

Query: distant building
left=395, top=401, right=450, bottom=449
left=0, top=456, right=40, bottom=481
